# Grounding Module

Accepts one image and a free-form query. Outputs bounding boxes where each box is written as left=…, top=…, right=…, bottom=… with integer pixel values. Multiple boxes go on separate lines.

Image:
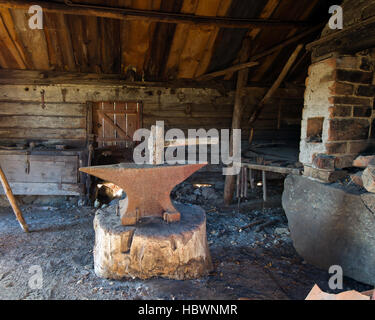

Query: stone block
left=303, top=166, right=347, bottom=183
left=362, top=166, right=375, bottom=193
left=312, top=154, right=336, bottom=170
left=282, top=175, right=375, bottom=286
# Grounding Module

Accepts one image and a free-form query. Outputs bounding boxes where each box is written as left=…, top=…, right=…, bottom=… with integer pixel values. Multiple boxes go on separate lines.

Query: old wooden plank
left=0, top=115, right=86, bottom=129
left=0, top=182, right=82, bottom=195
left=240, top=162, right=301, bottom=175
left=0, top=128, right=86, bottom=140
left=0, top=102, right=85, bottom=116
left=0, top=154, right=78, bottom=183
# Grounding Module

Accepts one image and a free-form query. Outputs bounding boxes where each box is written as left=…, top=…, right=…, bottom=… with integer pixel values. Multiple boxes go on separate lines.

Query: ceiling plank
left=120, top=0, right=161, bottom=77
left=0, top=0, right=315, bottom=29
left=9, top=8, right=50, bottom=70
left=54, top=13, right=76, bottom=71
left=164, top=0, right=199, bottom=79
left=178, top=0, right=227, bottom=79
left=193, top=0, right=233, bottom=78
left=0, top=8, right=27, bottom=69
left=224, top=0, right=280, bottom=80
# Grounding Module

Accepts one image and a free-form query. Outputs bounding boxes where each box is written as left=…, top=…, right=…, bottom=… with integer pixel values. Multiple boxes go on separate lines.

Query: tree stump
left=93, top=202, right=213, bottom=280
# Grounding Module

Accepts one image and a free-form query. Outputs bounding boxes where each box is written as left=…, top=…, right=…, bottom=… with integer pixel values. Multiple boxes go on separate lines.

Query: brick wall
left=300, top=50, right=375, bottom=169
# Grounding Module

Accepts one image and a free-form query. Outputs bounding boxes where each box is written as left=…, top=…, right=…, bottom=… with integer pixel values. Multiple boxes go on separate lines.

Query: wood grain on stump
left=93, top=202, right=213, bottom=280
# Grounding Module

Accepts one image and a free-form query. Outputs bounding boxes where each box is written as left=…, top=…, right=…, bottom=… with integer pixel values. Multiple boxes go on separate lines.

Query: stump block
left=93, top=202, right=213, bottom=280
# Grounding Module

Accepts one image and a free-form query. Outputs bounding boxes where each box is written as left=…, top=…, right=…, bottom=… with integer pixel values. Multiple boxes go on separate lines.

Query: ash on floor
left=0, top=183, right=372, bottom=300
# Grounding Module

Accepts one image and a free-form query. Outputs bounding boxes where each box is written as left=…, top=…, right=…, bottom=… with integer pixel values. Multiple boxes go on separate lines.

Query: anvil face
left=80, top=163, right=207, bottom=225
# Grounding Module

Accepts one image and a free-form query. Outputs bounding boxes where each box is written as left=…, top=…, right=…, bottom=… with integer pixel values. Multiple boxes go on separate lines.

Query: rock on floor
left=282, top=174, right=375, bottom=286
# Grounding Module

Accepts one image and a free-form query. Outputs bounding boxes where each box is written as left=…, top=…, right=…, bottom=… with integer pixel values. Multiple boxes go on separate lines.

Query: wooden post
left=224, top=59, right=249, bottom=205
left=262, top=171, right=267, bottom=202
left=0, top=165, right=29, bottom=232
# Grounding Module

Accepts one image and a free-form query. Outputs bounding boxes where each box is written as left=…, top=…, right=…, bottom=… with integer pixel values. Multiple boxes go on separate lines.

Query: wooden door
left=92, top=102, right=142, bottom=148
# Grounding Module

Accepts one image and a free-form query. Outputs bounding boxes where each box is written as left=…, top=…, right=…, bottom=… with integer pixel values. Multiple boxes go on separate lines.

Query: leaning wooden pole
left=248, top=44, right=304, bottom=133
left=0, top=165, right=29, bottom=233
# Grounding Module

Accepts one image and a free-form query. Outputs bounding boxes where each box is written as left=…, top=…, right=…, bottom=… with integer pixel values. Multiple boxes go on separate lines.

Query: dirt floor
left=0, top=182, right=372, bottom=300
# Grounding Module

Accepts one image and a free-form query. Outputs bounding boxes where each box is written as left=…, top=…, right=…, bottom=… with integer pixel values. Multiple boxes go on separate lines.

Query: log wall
left=0, top=83, right=304, bottom=147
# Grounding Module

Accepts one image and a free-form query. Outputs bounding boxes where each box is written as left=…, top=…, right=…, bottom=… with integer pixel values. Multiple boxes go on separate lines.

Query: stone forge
left=79, top=163, right=213, bottom=280
left=284, top=0, right=375, bottom=286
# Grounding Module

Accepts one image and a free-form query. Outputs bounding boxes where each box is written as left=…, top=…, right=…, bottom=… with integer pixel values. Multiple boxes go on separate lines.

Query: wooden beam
left=197, top=61, right=259, bottom=81
left=248, top=44, right=304, bottom=126
left=197, top=23, right=324, bottom=80
left=0, top=0, right=315, bottom=29
left=0, top=69, right=234, bottom=89
left=223, top=36, right=251, bottom=206
left=240, top=162, right=302, bottom=175
left=306, top=14, right=375, bottom=60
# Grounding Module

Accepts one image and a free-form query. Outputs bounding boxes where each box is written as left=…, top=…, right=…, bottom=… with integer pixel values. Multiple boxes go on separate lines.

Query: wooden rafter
left=0, top=0, right=315, bottom=29
left=248, top=44, right=304, bottom=126
left=197, top=23, right=324, bottom=81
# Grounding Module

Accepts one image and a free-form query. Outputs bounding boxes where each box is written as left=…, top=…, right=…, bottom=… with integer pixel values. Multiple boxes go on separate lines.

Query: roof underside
left=0, top=0, right=337, bottom=84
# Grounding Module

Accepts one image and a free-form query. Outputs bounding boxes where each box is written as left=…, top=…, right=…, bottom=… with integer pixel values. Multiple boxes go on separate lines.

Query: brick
left=312, top=154, right=336, bottom=170
left=303, top=166, right=347, bottom=183
left=328, top=119, right=370, bottom=141
left=349, top=141, right=371, bottom=154
left=353, top=155, right=375, bottom=168
left=356, top=85, right=375, bottom=97
left=336, top=56, right=360, bottom=69
left=334, top=155, right=356, bottom=169
left=325, top=142, right=348, bottom=154
left=329, top=82, right=354, bottom=96
left=329, top=96, right=372, bottom=106
left=360, top=57, right=372, bottom=71
left=335, top=69, right=373, bottom=84
left=329, top=105, right=352, bottom=117
left=353, top=106, right=372, bottom=117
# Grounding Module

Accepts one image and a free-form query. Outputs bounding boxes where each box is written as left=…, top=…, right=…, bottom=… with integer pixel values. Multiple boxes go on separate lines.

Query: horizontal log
left=0, top=182, right=82, bottom=195
left=0, top=115, right=86, bottom=129
left=0, top=0, right=314, bottom=29
left=0, top=102, right=85, bottom=116
left=0, top=85, right=226, bottom=104
left=0, top=128, right=86, bottom=140
left=0, top=69, right=234, bottom=90
left=143, top=110, right=233, bottom=119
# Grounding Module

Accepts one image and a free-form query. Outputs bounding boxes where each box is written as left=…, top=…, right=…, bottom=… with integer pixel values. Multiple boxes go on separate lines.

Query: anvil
left=80, top=163, right=207, bottom=225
